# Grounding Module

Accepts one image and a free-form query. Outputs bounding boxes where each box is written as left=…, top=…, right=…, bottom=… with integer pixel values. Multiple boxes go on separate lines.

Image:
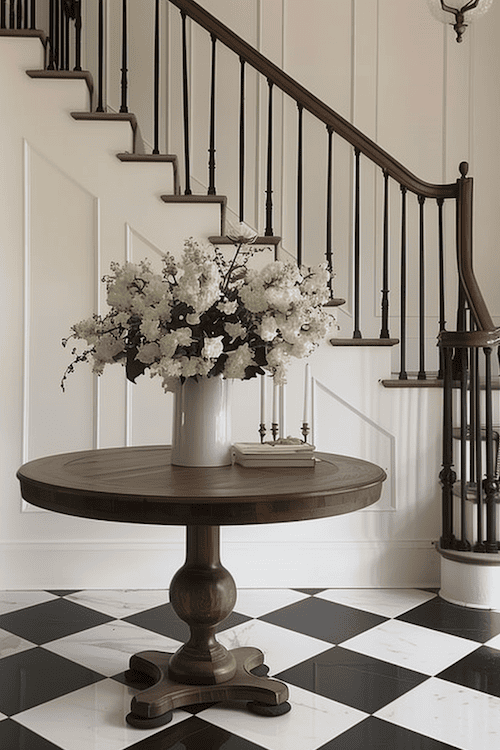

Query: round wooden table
left=17, top=445, right=386, bottom=728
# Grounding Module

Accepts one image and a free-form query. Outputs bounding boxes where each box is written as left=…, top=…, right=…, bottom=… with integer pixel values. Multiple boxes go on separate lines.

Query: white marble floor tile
left=233, top=589, right=309, bottom=618
left=63, top=590, right=170, bottom=618
left=0, top=627, right=35, bottom=659
left=341, top=618, right=479, bottom=675
left=316, top=588, right=437, bottom=617
left=0, top=713, right=8, bottom=721
left=217, top=619, right=332, bottom=675
left=43, top=620, right=183, bottom=676
left=200, top=683, right=367, bottom=750
left=484, top=631, right=500, bottom=650
left=375, top=677, right=500, bottom=750
left=15, top=678, right=191, bottom=750
left=0, top=591, right=58, bottom=616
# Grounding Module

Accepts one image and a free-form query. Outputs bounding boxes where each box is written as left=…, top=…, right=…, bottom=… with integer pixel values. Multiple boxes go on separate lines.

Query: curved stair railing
left=2, top=0, right=499, bottom=553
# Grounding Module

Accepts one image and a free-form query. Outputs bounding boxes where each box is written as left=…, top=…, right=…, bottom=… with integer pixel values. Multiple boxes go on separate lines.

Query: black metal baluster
left=264, top=79, right=274, bottom=236
left=353, top=147, right=361, bottom=338
left=437, top=198, right=446, bottom=378
left=418, top=195, right=426, bottom=379
left=181, top=11, right=192, bottom=194
left=296, top=104, right=303, bottom=267
left=483, top=347, right=499, bottom=551
left=473, top=346, right=485, bottom=551
left=23, top=0, right=27, bottom=28
left=153, top=0, right=160, bottom=153
left=54, top=0, right=60, bottom=69
left=380, top=170, right=390, bottom=338
left=29, top=0, right=34, bottom=30
left=16, top=0, right=21, bottom=28
left=399, top=186, right=408, bottom=379
left=207, top=33, right=217, bottom=195
left=326, top=125, right=333, bottom=294
left=9, top=0, right=14, bottom=29
left=238, top=58, right=245, bottom=221
left=59, top=0, right=65, bottom=68
left=1, top=1, right=6, bottom=29
left=458, top=345, right=470, bottom=550
left=47, top=0, right=55, bottom=69
left=440, top=344, right=456, bottom=549
left=64, top=4, right=70, bottom=70
left=96, top=0, right=104, bottom=112
left=73, top=0, right=82, bottom=72
left=119, top=0, right=128, bottom=112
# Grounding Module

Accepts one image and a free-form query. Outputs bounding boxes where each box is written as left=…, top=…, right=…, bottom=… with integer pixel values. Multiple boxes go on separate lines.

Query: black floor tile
left=0, top=719, right=65, bottom=750
left=437, top=644, right=500, bottom=697
left=397, top=597, right=500, bottom=643
left=0, top=647, right=104, bottom=715
left=46, top=590, right=82, bottom=597
left=276, top=646, right=428, bottom=714
left=124, top=603, right=250, bottom=642
left=322, top=716, right=462, bottom=749
left=293, top=588, right=327, bottom=595
left=0, top=598, right=114, bottom=645
left=126, top=716, right=266, bottom=749
left=259, top=596, right=387, bottom=643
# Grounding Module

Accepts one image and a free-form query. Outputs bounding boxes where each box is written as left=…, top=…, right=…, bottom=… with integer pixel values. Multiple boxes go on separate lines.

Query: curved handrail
left=457, top=167, right=496, bottom=332
left=168, top=0, right=458, bottom=199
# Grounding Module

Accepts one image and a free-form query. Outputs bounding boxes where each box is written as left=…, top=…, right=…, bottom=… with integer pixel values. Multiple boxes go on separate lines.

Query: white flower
left=94, top=334, right=125, bottom=363
left=225, top=221, right=259, bottom=245
left=223, top=343, right=255, bottom=379
left=259, top=314, right=279, bottom=342
left=217, top=299, right=238, bottom=315
left=224, top=322, right=247, bottom=341
left=137, top=342, right=160, bottom=364
left=202, top=336, right=224, bottom=360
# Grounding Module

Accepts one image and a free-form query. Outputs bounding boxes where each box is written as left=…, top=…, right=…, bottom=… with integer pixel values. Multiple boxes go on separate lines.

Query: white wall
left=2, top=1, right=500, bottom=590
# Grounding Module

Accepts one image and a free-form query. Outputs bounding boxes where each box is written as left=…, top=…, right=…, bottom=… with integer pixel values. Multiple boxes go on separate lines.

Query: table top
left=17, top=445, right=387, bottom=526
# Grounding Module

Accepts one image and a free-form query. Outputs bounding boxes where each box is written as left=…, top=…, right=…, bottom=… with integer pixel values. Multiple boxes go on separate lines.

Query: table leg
left=125, top=524, right=291, bottom=728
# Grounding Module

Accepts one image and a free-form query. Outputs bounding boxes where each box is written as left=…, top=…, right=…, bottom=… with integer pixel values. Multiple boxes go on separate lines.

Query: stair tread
left=161, top=194, right=227, bottom=203
left=208, top=235, right=281, bottom=246
left=0, top=28, right=47, bottom=43
left=331, top=337, right=399, bottom=347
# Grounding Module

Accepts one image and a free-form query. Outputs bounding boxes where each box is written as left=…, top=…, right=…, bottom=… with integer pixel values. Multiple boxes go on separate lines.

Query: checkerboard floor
left=1, top=588, right=500, bottom=749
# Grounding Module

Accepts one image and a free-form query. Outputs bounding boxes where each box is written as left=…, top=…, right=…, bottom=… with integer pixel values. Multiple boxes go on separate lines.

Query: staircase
left=1, top=1, right=499, bottom=601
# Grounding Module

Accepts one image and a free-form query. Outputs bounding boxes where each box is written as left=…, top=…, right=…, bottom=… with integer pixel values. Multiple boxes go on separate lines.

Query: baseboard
left=0, top=540, right=439, bottom=590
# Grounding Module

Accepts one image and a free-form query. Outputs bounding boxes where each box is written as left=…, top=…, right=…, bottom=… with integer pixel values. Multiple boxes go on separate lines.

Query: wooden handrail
left=167, top=0, right=457, bottom=199
left=456, top=166, right=496, bottom=332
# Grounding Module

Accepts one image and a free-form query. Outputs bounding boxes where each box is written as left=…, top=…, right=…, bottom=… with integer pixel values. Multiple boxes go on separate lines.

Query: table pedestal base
left=125, top=647, right=290, bottom=728
left=125, top=525, right=290, bottom=728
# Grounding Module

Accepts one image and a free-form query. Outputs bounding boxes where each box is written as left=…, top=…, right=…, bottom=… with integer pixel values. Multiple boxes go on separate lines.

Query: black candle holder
left=258, top=423, right=266, bottom=443
left=301, top=422, right=310, bottom=443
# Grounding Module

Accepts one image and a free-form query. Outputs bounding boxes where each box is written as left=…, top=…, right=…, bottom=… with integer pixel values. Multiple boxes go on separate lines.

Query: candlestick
left=259, top=423, right=266, bottom=443
left=279, top=384, right=286, bottom=439
left=303, top=363, right=310, bottom=424
left=272, top=380, right=278, bottom=425
left=260, top=373, right=266, bottom=425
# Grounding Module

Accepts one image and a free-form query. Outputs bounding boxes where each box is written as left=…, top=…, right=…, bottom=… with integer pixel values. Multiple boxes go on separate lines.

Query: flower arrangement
left=62, top=224, right=333, bottom=392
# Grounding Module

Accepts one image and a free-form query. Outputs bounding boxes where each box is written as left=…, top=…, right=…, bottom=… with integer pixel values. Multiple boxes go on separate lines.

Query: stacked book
left=232, top=442, right=316, bottom=468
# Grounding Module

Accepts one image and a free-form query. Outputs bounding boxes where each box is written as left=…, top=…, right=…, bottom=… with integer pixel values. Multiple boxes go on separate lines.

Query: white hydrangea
left=223, top=343, right=255, bottom=379
left=63, top=240, right=332, bottom=390
left=202, top=336, right=224, bottom=360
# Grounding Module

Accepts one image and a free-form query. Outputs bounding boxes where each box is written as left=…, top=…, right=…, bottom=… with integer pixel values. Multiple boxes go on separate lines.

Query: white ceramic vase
left=171, top=375, right=232, bottom=467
